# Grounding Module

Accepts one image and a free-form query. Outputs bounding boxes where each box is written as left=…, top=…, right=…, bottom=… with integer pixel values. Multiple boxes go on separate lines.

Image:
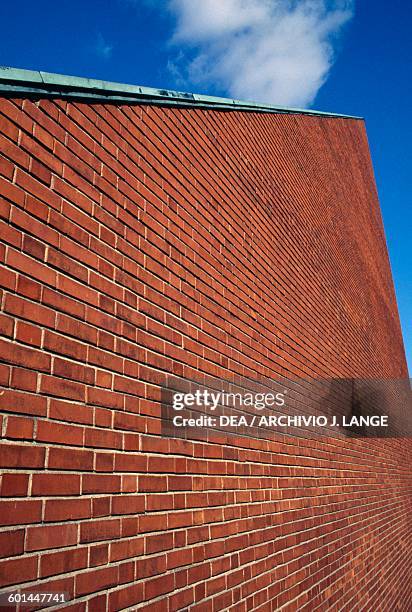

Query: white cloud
left=95, top=33, right=113, bottom=59
left=168, top=0, right=354, bottom=107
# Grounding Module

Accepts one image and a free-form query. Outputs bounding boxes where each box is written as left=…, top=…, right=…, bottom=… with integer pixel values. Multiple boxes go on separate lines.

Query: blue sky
left=1, top=0, right=410, bottom=373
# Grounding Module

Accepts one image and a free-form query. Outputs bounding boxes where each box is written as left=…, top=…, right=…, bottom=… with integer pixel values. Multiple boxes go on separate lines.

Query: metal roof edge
left=0, top=67, right=364, bottom=120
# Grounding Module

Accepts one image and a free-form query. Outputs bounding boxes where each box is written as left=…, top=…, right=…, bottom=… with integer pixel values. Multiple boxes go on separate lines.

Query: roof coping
left=0, top=67, right=363, bottom=120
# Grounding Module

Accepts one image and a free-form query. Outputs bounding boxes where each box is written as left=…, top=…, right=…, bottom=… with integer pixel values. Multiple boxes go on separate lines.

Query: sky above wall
left=1, top=0, right=411, bottom=374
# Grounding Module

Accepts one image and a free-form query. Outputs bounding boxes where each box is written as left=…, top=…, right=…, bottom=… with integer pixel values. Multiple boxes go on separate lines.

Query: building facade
left=0, top=68, right=411, bottom=610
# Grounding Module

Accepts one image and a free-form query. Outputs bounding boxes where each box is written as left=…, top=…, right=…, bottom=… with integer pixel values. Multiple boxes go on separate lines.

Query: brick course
left=0, top=95, right=411, bottom=610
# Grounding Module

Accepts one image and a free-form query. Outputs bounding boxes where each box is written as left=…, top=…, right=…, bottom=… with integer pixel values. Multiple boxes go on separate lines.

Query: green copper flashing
left=0, top=67, right=363, bottom=120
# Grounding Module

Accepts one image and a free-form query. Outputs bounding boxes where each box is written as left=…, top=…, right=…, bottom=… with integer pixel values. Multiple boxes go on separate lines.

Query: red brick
left=89, top=543, right=109, bottom=566
left=0, top=155, right=14, bottom=179
left=44, top=498, right=91, bottom=522
left=6, top=247, right=57, bottom=287
left=0, top=264, right=16, bottom=290
left=138, top=476, right=168, bottom=492
left=145, top=573, right=174, bottom=600
left=30, top=159, right=51, bottom=185
left=94, top=408, right=112, bottom=429
left=0, top=313, right=14, bottom=338
left=40, top=547, right=88, bottom=578
left=87, top=594, right=107, bottom=612
left=26, top=523, right=78, bottom=551
left=36, top=420, right=84, bottom=446
left=57, top=274, right=98, bottom=307
left=0, top=176, right=24, bottom=206
left=6, top=294, right=55, bottom=329
left=0, top=500, right=42, bottom=526
left=48, top=398, right=93, bottom=425
left=57, top=314, right=97, bottom=344
left=114, top=453, right=147, bottom=472
left=47, top=446, right=93, bottom=470
left=11, top=204, right=60, bottom=246
left=10, top=367, right=38, bottom=391
left=5, top=415, right=34, bottom=440
left=0, top=473, right=29, bottom=497
left=95, top=451, right=114, bottom=471
left=82, top=474, right=121, bottom=494
left=0, top=364, right=10, bottom=387
left=53, top=357, right=95, bottom=384
left=0, top=529, right=25, bottom=557
left=16, top=274, right=42, bottom=300
left=0, top=338, right=51, bottom=372
left=43, top=330, right=87, bottom=361
left=110, top=536, right=144, bottom=562
left=40, top=374, right=86, bottom=402
left=31, top=473, right=81, bottom=496
left=22, top=234, right=46, bottom=259
left=112, top=495, right=145, bottom=515
left=0, top=389, right=47, bottom=416
left=75, top=566, right=118, bottom=597
left=108, top=583, right=144, bottom=610
left=87, top=386, right=124, bottom=410
left=92, top=496, right=111, bottom=518
left=84, top=428, right=122, bottom=450
left=0, top=219, right=22, bottom=247
left=15, top=168, right=60, bottom=208
left=42, top=286, right=85, bottom=319
left=0, top=442, right=45, bottom=468
left=0, top=554, right=38, bottom=587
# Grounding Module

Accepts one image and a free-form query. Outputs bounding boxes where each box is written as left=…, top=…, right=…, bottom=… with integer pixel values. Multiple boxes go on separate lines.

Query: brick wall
left=0, top=95, right=411, bottom=610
